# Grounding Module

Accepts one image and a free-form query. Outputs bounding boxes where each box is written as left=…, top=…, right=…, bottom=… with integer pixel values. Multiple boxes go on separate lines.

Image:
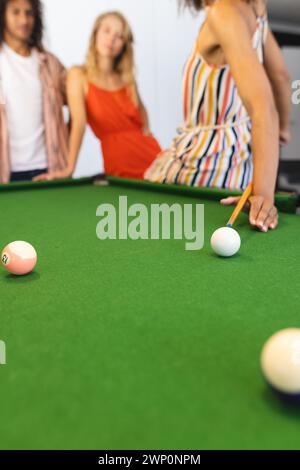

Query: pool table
left=0, top=177, right=300, bottom=450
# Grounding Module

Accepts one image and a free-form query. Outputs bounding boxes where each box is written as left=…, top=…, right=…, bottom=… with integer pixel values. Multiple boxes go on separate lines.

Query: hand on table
left=33, top=168, right=72, bottom=182
left=220, top=195, right=278, bottom=232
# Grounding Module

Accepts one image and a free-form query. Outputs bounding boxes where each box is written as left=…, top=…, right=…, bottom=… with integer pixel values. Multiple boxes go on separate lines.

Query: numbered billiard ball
left=1, top=241, right=37, bottom=276
left=261, top=329, right=300, bottom=401
left=210, top=227, right=241, bottom=257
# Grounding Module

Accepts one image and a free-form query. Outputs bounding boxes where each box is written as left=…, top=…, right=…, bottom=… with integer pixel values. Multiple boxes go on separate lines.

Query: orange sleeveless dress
left=86, top=83, right=161, bottom=179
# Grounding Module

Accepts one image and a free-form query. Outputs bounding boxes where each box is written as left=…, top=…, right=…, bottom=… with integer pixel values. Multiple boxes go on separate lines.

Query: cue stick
left=226, top=182, right=253, bottom=228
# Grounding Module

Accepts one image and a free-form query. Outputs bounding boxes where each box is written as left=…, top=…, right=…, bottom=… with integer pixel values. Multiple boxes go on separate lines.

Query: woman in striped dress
left=145, top=0, right=291, bottom=232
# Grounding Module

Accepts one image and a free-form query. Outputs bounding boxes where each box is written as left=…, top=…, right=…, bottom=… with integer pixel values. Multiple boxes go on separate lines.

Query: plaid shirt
left=0, top=49, right=69, bottom=183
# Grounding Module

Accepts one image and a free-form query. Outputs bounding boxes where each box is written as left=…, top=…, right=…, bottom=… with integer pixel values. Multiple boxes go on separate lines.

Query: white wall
left=42, top=0, right=203, bottom=177
left=281, top=47, right=300, bottom=161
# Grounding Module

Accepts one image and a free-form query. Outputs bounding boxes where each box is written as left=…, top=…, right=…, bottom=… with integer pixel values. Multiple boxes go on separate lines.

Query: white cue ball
left=261, top=329, right=300, bottom=396
left=210, top=227, right=241, bottom=257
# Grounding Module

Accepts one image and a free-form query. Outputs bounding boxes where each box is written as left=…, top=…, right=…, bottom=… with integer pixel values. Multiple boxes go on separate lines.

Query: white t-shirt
left=0, top=43, right=47, bottom=172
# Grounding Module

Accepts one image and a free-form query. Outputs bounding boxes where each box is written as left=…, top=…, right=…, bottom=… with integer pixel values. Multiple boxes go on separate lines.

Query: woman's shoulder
left=67, top=65, right=88, bottom=86
left=206, top=0, right=260, bottom=33
left=68, top=65, right=87, bottom=78
left=66, top=65, right=89, bottom=95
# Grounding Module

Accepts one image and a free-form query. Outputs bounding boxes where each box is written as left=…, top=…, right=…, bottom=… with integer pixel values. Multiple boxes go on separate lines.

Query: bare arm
left=209, top=1, right=279, bottom=230
left=264, top=30, right=291, bottom=144
left=65, top=67, right=87, bottom=174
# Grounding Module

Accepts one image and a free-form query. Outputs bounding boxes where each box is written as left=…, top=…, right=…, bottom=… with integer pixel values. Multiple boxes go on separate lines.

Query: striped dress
left=145, top=14, right=269, bottom=190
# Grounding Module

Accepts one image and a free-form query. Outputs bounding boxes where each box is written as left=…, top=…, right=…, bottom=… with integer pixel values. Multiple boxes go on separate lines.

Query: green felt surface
left=0, top=181, right=300, bottom=450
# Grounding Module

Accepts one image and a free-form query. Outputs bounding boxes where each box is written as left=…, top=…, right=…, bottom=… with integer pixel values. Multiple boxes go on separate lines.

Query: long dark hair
left=0, top=0, right=44, bottom=50
left=180, top=0, right=204, bottom=10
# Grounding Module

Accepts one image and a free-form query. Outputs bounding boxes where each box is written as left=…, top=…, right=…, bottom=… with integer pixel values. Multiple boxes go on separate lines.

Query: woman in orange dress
left=35, top=11, right=161, bottom=181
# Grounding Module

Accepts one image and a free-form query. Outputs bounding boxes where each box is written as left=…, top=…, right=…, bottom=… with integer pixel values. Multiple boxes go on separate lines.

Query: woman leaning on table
left=144, top=0, right=291, bottom=232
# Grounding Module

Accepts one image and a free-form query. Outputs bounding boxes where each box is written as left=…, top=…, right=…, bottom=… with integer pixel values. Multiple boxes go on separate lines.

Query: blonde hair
left=85, top=11, right=135, bottom=87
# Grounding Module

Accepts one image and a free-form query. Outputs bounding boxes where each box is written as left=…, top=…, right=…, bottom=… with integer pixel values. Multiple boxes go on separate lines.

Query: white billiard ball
left=210, top=227, right=241, bottom=257
left=261, top=329, right=300, bottom=399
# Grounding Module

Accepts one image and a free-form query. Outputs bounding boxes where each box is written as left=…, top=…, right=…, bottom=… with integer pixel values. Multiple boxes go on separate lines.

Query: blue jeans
left=10, top=168, right=48, bottom=183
